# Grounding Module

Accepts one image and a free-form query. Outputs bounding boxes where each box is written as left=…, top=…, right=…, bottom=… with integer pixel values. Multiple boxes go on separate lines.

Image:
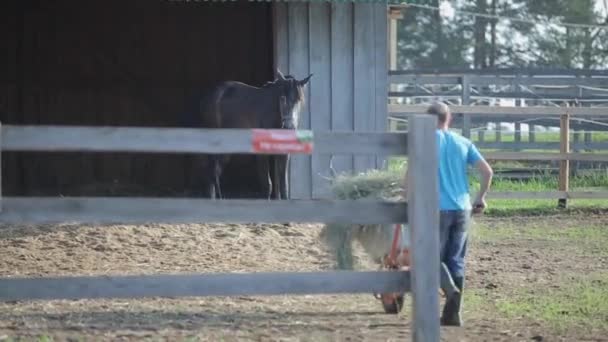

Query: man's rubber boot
left=441, top=275, right=464, bottom=326
left=440, top=262, right=459, bottom=298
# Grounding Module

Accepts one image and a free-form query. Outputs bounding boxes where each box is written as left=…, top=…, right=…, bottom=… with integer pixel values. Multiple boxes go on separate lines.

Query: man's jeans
left=439, top=210, right=471, bottom=279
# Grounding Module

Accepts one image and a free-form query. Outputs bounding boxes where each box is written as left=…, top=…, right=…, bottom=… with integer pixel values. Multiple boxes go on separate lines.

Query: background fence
left=0, top=115, right=441, bottom=342
left=388, top=104, right=608, bottom=203
left=387, top=67, right=608, bottom=204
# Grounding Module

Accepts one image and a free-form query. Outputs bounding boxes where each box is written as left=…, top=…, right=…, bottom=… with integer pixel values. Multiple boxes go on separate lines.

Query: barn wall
left=0, top=0, right=274, bottom=196
left=274, top=3, right=389, bottom=199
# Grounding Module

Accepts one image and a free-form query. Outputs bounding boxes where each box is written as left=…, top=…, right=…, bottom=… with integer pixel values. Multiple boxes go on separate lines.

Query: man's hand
left=472, top=195, right=487, bottom=214
left=473, top=158, right=493, bottom=215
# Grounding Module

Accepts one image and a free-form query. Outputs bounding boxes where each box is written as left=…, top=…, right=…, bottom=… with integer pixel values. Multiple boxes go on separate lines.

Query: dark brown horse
left=197, top=69, right=312, bottom=199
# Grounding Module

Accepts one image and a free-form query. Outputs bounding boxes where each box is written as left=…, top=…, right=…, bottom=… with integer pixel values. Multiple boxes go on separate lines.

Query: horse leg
left=271, top=156, right=281, bottom=200
left=213, top=155, right=225, bottom=200
left=276, top=155, right=289, bottom=200
left=256, top=156, right=272, bottom=200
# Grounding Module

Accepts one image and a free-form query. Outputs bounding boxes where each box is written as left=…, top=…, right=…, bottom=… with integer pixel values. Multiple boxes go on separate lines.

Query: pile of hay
left=319, top=169, right=410, bottom=270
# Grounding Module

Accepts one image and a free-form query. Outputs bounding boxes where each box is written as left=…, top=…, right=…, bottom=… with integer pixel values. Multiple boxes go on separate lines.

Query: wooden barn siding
left=274, top=2, right=388, bottom=199
left=0, top=0, right=274, bottom=196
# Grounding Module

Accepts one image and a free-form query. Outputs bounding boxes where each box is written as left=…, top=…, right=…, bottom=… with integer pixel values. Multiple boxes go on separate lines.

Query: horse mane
left=261, top=75, right=306, bottom=105
left=261, top=74, right=297, bottom=88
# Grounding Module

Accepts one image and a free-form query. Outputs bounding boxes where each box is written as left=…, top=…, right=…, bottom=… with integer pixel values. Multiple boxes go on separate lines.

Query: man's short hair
left=426, top=102, right=450, bottom=124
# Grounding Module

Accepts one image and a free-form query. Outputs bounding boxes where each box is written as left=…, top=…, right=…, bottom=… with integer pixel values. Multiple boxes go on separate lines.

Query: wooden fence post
left=461, top=75, right=471, bottom=138
left=407, top=115, right=440, bottom=342
left=558, top=112, right=570, bottom=208
left=0, top=122, right=2, bottom=213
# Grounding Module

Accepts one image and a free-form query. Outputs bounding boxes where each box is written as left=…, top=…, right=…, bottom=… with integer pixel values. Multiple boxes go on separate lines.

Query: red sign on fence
left=251, top=129, right=314, bottom=154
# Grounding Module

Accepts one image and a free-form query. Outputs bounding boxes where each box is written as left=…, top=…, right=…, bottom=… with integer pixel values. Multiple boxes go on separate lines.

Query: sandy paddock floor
left=0, top=214, right=606, bottom=341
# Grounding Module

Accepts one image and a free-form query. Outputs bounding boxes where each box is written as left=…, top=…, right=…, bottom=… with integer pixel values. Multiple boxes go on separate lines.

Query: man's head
left=426, top=101, right=451, bottom=130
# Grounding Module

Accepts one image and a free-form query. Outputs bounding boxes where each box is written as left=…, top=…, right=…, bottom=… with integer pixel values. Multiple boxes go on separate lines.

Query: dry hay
left=319, top=169, right=410, bottom=270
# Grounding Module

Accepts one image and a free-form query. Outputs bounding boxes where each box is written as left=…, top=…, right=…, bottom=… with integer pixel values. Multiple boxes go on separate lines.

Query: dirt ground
left=0, top=213, right=606, bottom=342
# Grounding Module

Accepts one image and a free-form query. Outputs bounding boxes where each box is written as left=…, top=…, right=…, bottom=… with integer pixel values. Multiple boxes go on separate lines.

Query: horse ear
left=299, top=73, right=313, bottom=86
left=276, top=68, right=286, bottom=80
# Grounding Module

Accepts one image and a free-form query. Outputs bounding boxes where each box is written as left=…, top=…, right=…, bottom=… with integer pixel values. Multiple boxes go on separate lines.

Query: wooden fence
left=389, top=104, right=608, bottom=203
left=388, top=69, right=608, bottom=153
left=0, top=116, right=441, bottom=342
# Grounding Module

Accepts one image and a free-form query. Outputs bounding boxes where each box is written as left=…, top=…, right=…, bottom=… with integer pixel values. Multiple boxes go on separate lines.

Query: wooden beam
left=0, top=122, right=2, bottom=213
left=0, top=197, right=408, bottom=225
left=483, top=152, right=608, bottom=162
left=389, top=74, right=608, bottom=87
left=461, top=76, right=472, bottom=138
left=407, top=115, right=440, bottom=342
left=0, top=271, right=411, bottom=301
left=389, top=67, right=608, bottom=76
left=388, top=104, right=608, bottom=116
left=487, top=191, right=608, bottom=199
left=558, top=113, right=570, bottom=208
left=476, top=142, right=608, bottom=150
left=1, top=126, right=408, bottom=156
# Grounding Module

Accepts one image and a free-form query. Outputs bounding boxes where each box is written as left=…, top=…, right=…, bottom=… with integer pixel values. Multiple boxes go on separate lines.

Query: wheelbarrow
left=374, top=208, right=481, bottom=314
left=373, top=223, right=411, bottom=314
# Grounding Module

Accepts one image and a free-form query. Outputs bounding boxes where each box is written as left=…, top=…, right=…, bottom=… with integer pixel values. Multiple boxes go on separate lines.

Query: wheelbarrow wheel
left=381, top=293, right=405, bottom=314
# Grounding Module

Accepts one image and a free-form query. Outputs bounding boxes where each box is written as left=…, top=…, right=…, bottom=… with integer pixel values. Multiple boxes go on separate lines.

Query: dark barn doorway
left=0, top=0, right=275, bottom=197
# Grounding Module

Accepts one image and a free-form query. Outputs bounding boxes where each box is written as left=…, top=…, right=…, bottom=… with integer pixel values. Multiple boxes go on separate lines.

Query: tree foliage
left=396, top=0, right=608, bottom=69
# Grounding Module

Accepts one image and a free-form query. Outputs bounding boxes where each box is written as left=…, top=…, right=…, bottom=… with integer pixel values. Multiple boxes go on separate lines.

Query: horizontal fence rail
left=389, top=75, right=608, bottom=87
left=389, top=67, right=608, bottom=76
left=0, top=197, right=407, bottom=225
left=388, top=105, right=608, bottom=116
left=487, top=191, right=608, bottom=200
left=0, top=116, right=441, bottom=341
left=1, top=125, right=408, bottom=156
left=0, top=271, right=411, bottom=301
left=483, top=152, right=608, bottom=162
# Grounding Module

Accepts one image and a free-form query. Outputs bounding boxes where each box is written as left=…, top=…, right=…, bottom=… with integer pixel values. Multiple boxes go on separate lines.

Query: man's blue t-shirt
left=436, top=129, right=484, bottom=211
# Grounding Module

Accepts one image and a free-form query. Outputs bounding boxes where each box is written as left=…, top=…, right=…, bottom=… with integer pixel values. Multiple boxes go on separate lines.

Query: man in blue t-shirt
left=408, top=102, right=493, bottom=326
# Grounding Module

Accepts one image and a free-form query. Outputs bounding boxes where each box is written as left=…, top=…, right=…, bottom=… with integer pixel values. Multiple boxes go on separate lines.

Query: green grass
left=466, top=222, right=608, bottom=333
left=494, top=273, right=608, bottom=332
left=471, top=223, right=608, bottom=252
left=471, top=130, right=608, bottom=144
left=385, top=155, right=608, bottom=214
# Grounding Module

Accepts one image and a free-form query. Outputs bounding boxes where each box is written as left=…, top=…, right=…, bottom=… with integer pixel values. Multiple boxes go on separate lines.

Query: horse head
left=272, top=69, right=313, bottom=129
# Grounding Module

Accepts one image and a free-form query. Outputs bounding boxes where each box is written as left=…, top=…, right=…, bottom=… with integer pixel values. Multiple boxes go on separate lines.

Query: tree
left=395, top=0, right=608, bottom=70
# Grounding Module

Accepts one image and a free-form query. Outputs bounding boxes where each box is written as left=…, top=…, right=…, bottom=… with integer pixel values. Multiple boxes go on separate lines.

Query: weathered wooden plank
left=388, top=104, right=608, bottom=116
left=475, top=141, right=608, bottom=150
left=389, top=90, right=608, bottom=101
left=514, top=122, right=521, bottom=151
left=389, top=74, right=608, bottom=87
left=330, top=3, right=354, bottom=176
left=0, top=197, right=408, bottom=225
left=487, top=191, right=608, bottom=199
left=389, top=67, right=608, bottom=76
left=288, top=2, right=312, bottom=199
left=316, top=132, right=407, bottom=155
left=373, top=4, right=389, bottom=169
left=0, top=271, right=411, bottom=301
left=353, top=4, right=376, bottom=174
left=390, top=75, right=461, bottom=85
left=558, top=114, right=570, bottom=208
left=584, top=131, right=593, bottom=152
left=0, top=126, right=407, bottom=156
left=273, top=2, right=289, bottom=75
left=407, top=115, right=440, bottom=342
left=0, top=122, right=2, bottom=213
left=484, top=152, right=608, bottom=162
left=309, top=3, right=333, bottom=199
left=461, top=75, right=471, bottom=138
left=529, top=124, right=536, bottom=143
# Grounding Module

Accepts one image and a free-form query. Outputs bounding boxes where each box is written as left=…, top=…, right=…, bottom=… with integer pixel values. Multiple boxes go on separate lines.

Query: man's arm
left=473, top=158, right=493, bottom=212
left=467, top=142, right=493, bottom=213
left=475, top=158, right=493, bottom=199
